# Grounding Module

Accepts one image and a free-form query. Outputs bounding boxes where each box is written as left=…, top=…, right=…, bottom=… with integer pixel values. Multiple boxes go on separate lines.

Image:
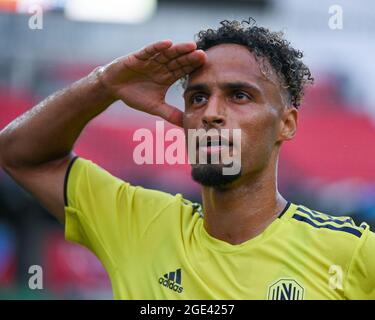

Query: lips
left=197, top=135, right=233, bottom=153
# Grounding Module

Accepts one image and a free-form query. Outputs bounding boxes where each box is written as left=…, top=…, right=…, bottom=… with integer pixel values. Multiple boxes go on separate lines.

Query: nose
left=201, top=96, right=226, bottom=129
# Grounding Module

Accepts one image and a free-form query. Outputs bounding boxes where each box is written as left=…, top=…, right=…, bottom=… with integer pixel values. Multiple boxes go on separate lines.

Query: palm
left=100, top=40, right=206, bottom=127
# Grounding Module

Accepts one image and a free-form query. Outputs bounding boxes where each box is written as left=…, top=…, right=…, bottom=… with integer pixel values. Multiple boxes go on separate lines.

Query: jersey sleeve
left=64, top=156, right=180, bottom=271
left=345, top=226, right=375, bottom=299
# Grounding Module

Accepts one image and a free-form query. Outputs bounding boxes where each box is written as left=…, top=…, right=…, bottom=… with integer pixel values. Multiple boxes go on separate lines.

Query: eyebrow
left=183, top=81, right=263, bottom=97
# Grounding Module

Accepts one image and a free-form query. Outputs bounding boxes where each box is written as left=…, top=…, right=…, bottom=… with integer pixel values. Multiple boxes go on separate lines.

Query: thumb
left=157, top=103, right=184, bottom=128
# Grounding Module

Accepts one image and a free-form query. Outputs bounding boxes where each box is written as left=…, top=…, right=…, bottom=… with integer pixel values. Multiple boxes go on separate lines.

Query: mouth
left=197, top=135, right=233, bottom=154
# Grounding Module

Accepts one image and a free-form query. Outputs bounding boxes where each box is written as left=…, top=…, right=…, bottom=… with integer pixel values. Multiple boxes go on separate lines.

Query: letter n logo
left=267, top=279, right=304, bottom=300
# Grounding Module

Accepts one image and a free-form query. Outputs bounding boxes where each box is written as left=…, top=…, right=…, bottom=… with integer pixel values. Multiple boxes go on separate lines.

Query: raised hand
left=98, top=40, right=206, bottom=127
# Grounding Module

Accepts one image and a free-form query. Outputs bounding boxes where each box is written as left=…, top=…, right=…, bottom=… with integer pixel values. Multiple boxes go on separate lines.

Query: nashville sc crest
left=267, top=279, right=305, bottom=300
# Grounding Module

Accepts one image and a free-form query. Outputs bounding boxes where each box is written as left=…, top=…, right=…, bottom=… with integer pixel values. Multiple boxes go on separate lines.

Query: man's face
left=183, top=43, right=297, bottom=188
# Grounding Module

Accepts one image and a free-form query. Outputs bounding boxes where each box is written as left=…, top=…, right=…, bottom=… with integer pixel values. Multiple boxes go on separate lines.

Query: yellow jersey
left=64, top=157, right=375, bottom=300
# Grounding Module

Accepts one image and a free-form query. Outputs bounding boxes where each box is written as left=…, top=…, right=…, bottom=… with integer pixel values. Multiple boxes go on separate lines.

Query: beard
left=191, top=163, right=242, bottom=188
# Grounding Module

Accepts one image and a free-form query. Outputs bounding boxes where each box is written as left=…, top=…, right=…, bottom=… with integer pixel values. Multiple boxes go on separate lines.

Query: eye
left=233, top=91, right=251, bottom=102
left=190, top=93, right=208, bottom=106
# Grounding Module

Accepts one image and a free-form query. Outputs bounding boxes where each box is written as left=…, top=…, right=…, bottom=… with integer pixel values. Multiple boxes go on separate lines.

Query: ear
left=277, top=107, right=298, bottom=142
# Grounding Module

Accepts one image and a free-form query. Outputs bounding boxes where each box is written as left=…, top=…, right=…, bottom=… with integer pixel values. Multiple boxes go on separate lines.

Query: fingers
left=134, top=40, right=197, bottom=63
left=134, top=40, right=173, bottom=61
left=134, top=41, right=205, bottom=83
left=163, top=50, right=206, bottom=83
left=166, top=49, right=206, bottom=71
left=153, top=42, right=197, bottom=63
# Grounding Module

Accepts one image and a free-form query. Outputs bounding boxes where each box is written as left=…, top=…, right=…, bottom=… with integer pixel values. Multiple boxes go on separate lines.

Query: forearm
left=0, top=67, right=115, bottom=168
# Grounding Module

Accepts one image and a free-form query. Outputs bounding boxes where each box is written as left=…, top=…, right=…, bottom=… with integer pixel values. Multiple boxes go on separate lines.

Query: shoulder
left=286, top=203, right=369, bottom=263
left=290, top=203, right=368, bottom=240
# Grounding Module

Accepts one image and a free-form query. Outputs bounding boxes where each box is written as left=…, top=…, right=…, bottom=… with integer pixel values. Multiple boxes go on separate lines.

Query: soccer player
left=0, top=20, right=374, bottom=300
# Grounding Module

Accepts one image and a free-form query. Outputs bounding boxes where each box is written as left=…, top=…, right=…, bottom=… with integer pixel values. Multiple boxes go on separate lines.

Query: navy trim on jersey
left=293, top=213, right=362, bottom=238
left=64, top=156, right=79, bottom=206
left=297, top=207, right=354, bottom=226
left=278, top=201, right=291, bottom=219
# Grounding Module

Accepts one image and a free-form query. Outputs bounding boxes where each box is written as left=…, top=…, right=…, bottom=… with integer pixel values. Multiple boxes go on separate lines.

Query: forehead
left=187, top=43, right=277, bottom=86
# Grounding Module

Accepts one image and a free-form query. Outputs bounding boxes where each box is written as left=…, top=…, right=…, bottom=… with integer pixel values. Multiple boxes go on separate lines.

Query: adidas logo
left=158, top=268, right=184, bottom=293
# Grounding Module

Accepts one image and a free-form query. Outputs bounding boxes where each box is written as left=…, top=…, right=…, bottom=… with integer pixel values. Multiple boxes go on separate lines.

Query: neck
left=201, top=155, right=287, bottom=245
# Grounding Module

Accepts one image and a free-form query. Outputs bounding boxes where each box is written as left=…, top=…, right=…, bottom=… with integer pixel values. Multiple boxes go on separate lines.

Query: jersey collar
left=197, top=202, right=298, bottom=253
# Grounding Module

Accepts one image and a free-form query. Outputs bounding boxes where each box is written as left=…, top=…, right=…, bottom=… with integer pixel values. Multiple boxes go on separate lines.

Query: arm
left=345, top=227, right=375, bottom=299
left=0, top=40, right=206, bottom=224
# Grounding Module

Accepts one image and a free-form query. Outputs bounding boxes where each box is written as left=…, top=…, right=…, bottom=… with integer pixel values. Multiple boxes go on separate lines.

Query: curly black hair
left=189, top=18, right=314, bottom=108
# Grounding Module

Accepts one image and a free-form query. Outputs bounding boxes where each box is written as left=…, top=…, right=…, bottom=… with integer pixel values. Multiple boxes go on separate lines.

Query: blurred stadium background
left=1, top=0, right=375, bottom=299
